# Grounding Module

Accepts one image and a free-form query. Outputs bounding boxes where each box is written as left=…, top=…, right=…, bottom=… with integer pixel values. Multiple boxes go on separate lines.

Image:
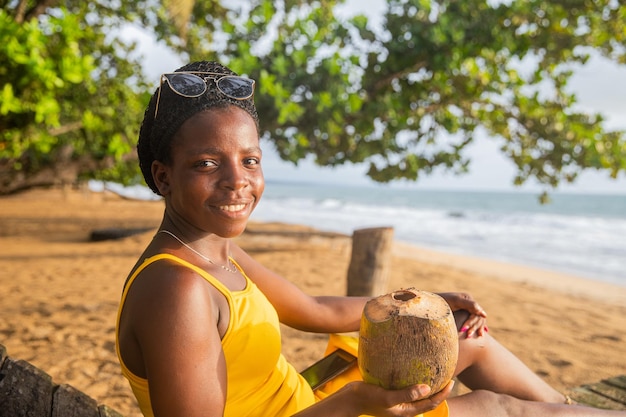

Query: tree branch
left=23, top=0, right=59, bottom=22
left=48, top=121, right=83, bottom=137
left=366, top=60, right=429, bottom=98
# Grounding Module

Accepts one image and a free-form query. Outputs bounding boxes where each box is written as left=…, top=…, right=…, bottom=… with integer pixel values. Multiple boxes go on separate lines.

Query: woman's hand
left=438, top=292, right=488, bottom=338
left=293, top=380, right=454, bottom=417
left=355, top=380, right=453, bottom=417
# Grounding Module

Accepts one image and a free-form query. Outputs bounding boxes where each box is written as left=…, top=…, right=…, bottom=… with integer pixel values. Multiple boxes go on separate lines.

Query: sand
left=0, top=188, right=624, bottom=416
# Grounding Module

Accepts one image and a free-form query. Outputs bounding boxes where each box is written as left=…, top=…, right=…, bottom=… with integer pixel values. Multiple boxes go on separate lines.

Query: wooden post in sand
left=346, top=227, right=394, bottom=297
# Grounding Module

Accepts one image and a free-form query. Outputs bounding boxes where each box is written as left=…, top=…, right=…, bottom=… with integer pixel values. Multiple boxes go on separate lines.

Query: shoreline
left=90, top=181, right=626, bottom=291
left=393, top=241, right=626, bottom=306
left=1, top=188, right=625, bottom=416
left=257, top=181, right=626, bottom=290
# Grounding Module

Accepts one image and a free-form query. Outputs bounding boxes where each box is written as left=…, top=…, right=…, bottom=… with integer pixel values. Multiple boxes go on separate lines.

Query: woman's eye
left=244, top=157, right=260, bottom=166
left=197, top=159, right=218, bottom=168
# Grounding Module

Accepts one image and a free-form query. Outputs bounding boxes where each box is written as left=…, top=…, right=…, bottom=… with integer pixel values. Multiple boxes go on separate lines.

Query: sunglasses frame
left=153, top=71, right=256, bottom=118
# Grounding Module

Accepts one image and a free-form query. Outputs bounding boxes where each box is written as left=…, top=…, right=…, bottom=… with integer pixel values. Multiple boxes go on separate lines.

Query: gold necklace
left=158, top=229, right=238, bottom=274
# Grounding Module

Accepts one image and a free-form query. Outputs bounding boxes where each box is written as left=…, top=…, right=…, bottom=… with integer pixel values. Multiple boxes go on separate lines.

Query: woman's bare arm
left=232, top=244, right=369, bottom=333
left=125, top=262, right=228, bottom=416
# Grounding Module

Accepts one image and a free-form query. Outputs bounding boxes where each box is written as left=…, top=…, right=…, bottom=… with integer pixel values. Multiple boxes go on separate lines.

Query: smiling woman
left=114, top=60, right=626, bottom=417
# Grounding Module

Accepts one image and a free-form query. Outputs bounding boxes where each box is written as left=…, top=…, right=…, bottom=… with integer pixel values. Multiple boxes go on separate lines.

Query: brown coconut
left=358, top=288, right=458, bottom=395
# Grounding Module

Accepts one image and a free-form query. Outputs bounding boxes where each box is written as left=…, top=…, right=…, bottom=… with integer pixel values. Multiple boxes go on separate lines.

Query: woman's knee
left=455, top=331, right=493, bottom=376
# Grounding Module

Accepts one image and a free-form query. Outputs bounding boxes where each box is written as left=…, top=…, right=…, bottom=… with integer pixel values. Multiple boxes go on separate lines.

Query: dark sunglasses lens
left=166, top=73, right=206, bottom=96
left=217, top=76, right=254, bottom=98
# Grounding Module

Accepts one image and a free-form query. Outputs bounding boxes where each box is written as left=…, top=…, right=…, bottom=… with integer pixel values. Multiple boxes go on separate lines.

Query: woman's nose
left=220, top=163, right=248, bottom=190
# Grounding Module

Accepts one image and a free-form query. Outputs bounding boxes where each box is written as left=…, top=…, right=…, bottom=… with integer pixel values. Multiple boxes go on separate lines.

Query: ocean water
left=251, top=182, right=626, bottom=287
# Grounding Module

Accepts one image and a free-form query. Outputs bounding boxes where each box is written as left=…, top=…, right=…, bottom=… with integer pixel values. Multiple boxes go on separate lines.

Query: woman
left=116, top=60, right=625, bottom=417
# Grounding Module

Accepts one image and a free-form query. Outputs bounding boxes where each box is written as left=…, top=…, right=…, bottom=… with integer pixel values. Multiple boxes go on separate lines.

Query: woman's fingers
left=459, top=315, right=488, bottom=338
left=356, top=380, right=453, bottom=417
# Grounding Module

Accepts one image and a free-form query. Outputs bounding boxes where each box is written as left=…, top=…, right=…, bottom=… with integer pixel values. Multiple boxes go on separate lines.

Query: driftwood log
left=0, top=343, right=123, bottom=417
left=358, top=288, right=458, bottom=395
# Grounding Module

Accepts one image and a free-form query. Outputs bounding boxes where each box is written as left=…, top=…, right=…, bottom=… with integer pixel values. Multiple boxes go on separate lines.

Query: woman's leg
left=453, top=310, right=565, bottom=402
left=448, top=390, right=626, bottom=417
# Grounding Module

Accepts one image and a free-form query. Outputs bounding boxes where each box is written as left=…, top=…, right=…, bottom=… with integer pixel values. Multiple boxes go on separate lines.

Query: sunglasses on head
left=154, top=71, right=256, bottom=118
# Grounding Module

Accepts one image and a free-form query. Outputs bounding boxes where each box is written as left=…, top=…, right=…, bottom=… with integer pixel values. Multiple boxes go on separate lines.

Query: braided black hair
left=137, top=61, right=259, bottom=195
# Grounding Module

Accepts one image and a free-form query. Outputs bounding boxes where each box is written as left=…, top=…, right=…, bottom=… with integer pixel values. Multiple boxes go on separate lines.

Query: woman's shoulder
left=128, top=253, right=214, bottom=295
left=122, top=252, right=223, bottom=329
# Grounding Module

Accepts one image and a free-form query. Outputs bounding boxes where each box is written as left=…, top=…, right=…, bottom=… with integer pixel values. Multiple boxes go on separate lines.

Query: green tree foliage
left=214, top=0, right=625, bottom=191
left=0, top=0, right=148, bottom=192
left=1, top=0, right=625, bottom=195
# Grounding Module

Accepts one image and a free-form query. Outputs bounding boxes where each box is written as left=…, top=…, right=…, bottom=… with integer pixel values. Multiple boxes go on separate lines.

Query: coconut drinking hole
left=392, top=290, right=416, bottom=302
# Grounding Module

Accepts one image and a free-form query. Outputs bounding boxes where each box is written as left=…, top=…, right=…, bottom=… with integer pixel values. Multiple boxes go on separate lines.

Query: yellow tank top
left=115, top=253, right=315, bottom=417
left=116, top=254, right=448, bottom=417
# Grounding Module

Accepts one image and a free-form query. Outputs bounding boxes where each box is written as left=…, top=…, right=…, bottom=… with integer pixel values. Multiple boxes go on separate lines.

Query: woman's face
left=154, top=106, right=264, bottom=238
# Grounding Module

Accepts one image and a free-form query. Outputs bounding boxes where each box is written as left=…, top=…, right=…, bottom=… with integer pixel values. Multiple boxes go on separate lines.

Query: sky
left=125, top=2, right=626, bottom=195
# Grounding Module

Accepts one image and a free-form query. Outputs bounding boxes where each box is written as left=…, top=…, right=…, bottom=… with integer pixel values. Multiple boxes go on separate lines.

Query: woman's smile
left=220, top=203, right=247, bottom=212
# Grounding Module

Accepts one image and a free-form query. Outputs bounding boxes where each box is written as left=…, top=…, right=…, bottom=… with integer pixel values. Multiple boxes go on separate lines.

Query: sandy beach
left=1, top=188, right=624, bottom=416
